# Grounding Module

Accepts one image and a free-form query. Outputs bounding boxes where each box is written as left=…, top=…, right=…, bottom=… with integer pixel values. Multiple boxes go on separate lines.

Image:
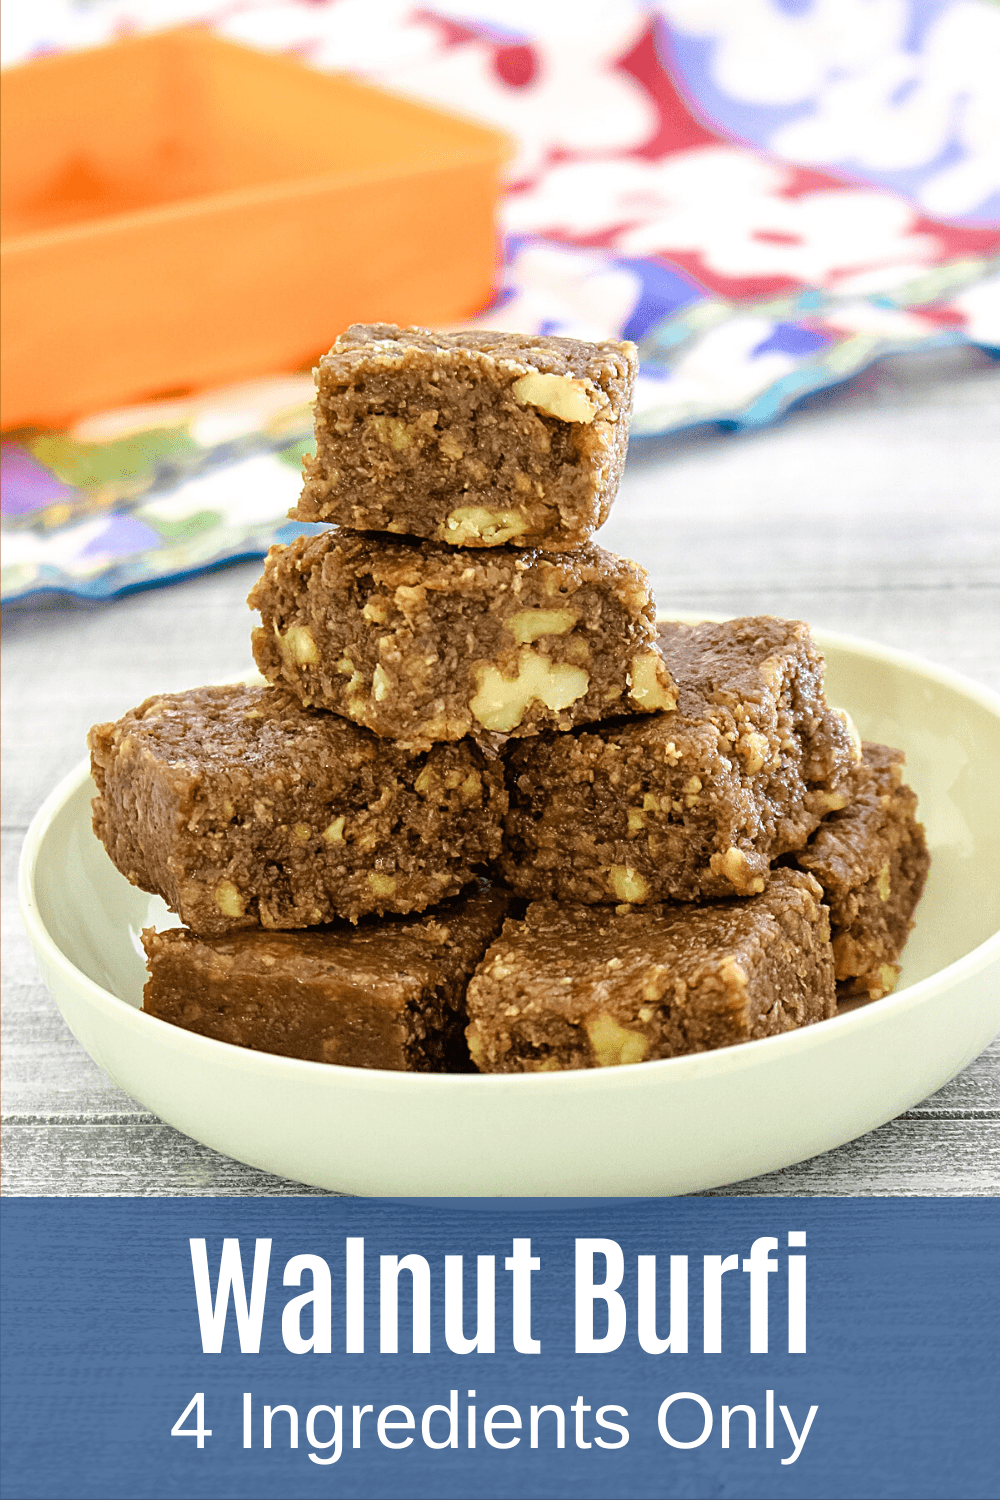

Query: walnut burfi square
left=465, top=869, right=835, bottom=1073
left=142, top=884, right=512, bottom=1071
left=248, top=530, right=675, bottom=751
left=292, top=323, right=637, bottom=551
left=794, top=742, right=929, bottom=1001
left=89, top=683, right=506, bottom=935
left=501, top=616, right=859, bottom=905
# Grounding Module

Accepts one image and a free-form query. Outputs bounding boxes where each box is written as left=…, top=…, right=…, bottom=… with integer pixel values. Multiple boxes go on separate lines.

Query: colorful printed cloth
left=3, top=0, right=999, bottom=602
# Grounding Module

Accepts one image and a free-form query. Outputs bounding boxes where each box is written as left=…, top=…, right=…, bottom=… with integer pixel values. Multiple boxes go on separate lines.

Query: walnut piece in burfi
left=89, top=684, right=505, bottom=935
left=466, top=869, right=835, bottom=1073
left=142, top=885, right=512, bottom=1071
left=248, top=530, right=674, bottom=750
left=794, top=743, right=929, bottom=1001
left=501, top=616, right=859, bottom=905
left=292, top=323, right=637, bottom=551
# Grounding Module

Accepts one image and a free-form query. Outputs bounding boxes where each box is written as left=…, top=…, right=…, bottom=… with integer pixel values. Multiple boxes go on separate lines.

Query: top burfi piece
left=292, top=323, right=638, bottom=550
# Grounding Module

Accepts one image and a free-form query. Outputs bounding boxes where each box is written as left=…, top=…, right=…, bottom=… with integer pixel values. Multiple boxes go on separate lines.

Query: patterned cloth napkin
left=3, top=0, right=998, bottom=603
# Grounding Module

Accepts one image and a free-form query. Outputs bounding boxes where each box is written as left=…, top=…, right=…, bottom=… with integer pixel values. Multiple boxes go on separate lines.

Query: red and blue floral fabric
left=3, top=0, right=997, bottom=601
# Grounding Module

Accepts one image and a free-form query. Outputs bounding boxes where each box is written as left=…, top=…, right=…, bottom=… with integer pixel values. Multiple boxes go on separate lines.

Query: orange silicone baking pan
left=0, top=29, right=509, bottom=429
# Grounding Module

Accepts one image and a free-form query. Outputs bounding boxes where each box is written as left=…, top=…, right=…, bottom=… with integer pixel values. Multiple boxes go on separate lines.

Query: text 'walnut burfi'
left=143, top=884, right=512, bottom=1072
left=465, top=869, right=835, bottom=1073
left=293, top=324, right=638, bottom=551
left=794, top=742, right=929, bottom=1000
left=501, top=616, right=859, bottom=906
left=89, top=683, right=505, bottom=935
left=248, top=530, right=675, bottom=750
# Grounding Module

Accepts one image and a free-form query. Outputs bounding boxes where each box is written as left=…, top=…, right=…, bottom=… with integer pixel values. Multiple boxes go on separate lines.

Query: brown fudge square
left=501, top=616, right=859, bottom=906
left=465, top=869, right=835, bottom=1073
left=248, top=530, right=675, bottom=751
left=292, top=323, right=637, bottom=551
left=794, top=742, right=929, bottom=1000
left=89, top=683, right=505, bottom=935
left=142, top=884, right=512, bottom=1071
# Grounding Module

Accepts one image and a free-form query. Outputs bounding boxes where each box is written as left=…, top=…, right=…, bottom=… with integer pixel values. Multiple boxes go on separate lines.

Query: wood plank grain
left=706, top=1118, right=1000, bottom=1196
left=608, top=348, right=1000, bottom=597
left=2, top=1119, right=996, bottom=1197
left=0, top=1123, right=334, bottom=1196
left=1, top=565, right=262, bottom=831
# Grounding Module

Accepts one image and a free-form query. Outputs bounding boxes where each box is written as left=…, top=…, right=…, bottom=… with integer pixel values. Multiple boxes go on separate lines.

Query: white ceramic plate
left=19, top=625, right=1000, bottom=1196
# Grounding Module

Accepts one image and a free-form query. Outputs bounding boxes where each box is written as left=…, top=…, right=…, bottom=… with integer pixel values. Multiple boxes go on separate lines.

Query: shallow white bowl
left=19, top=626, right=1000, bottom=1195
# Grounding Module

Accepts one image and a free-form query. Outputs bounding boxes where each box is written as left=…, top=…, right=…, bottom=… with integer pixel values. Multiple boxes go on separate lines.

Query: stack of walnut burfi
left=89, top=324, right=929, bottom=1075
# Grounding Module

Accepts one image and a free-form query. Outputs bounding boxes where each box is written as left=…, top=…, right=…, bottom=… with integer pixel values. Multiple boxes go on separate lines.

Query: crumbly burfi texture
left=89, top=684, right=506, bottom=936
left=293, top=324, right=637, bottom=551
left=794, top=743, right=929, bottom=1000
left=501, top=616, right=859, bottom=906
left=248, top=530, right=674, bottom=751
left=466, top=869, right=835, bottom=1073
left=142, top=885, right=512, bottom=1071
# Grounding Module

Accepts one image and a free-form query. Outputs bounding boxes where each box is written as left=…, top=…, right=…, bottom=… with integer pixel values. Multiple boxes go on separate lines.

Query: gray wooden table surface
left=3, top=345, right=998, bottom=1196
